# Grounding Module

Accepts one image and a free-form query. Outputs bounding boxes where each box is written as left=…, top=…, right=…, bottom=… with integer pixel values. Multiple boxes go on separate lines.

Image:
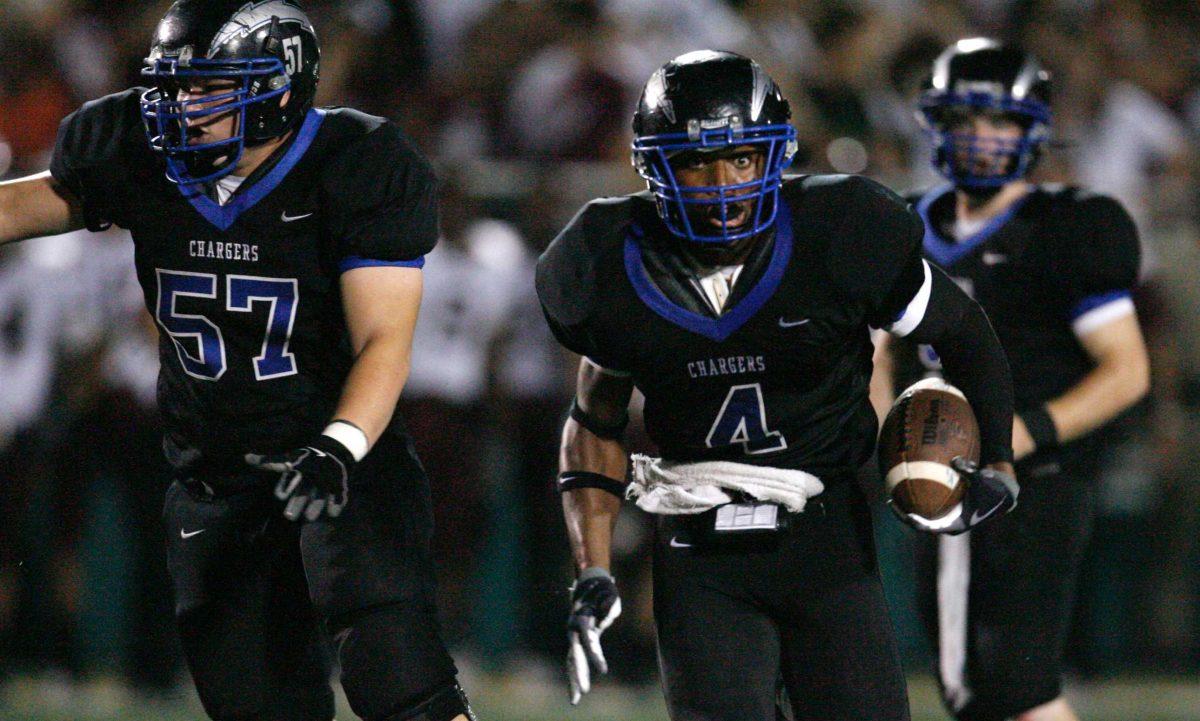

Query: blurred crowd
left=0, top=0, right=1198, bottom=705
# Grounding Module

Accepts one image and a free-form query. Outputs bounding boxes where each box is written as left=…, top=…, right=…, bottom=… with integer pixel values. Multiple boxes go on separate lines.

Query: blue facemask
left=920, top=91, right=1051, bottom=188
left=141, top=54, right=289, bottom=186
left=633, top=122, right=797, bottom=245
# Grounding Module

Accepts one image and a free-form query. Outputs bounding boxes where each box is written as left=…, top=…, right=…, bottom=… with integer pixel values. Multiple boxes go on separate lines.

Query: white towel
left=627, top=454, right=825, bottom=515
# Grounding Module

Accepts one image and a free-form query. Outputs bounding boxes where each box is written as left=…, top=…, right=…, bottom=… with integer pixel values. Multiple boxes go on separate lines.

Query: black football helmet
left=917, top=38, right=1051, bottom=188
left=632, top=51, right=797, bottom=245
left=140, top=0, right=320, bottom=185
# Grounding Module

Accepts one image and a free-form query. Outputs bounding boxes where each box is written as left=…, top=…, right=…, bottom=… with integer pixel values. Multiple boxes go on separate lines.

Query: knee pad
left=376, top=683, right=475, bottom=721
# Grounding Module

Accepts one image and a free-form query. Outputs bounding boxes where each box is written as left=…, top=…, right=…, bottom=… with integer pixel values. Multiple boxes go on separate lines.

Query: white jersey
left=0, top=228, right=155, bottom=449
left=0, top=249, right=60, bottom=447
left=406, top=220, right=524, bottom=404
left=496, top=252, right=566, bottom=401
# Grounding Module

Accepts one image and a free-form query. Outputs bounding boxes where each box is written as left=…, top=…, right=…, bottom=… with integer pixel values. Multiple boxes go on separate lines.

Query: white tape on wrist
left=323, top=421, right=369, bottom=462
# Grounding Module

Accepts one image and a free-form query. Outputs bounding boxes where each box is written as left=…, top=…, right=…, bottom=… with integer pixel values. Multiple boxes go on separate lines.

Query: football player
left=536, top=50, right=1020, bottom=721
left=0, top=2, right=474, bottom=720
left=877, top=38, right=1150, bottom=721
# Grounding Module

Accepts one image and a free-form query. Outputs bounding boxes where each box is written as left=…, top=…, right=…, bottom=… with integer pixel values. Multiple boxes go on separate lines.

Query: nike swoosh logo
left=669, top=536, right=692, bottom=548
left=969, top=500, right=1005, bottom=526
left=180, top=528, right=206, bottom=539
left=281, top=211, right=314, bottom=222
left=778, top=317, right=811, bottom=328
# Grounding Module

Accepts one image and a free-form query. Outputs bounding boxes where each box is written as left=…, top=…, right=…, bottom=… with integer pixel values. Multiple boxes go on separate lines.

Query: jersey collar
left=180, top=108, right=326, bottom=232
left=624, top=200, right=793, bottom=342
left=916, top=183, right=1031, bottom=267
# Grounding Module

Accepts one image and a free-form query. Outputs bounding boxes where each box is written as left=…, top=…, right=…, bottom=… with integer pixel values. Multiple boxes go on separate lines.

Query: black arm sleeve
left=906, top=264, right=1014, bottom=465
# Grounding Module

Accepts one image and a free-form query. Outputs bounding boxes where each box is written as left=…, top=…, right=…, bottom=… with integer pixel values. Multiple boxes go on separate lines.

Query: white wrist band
left=322, top=421, right=369, bottom=462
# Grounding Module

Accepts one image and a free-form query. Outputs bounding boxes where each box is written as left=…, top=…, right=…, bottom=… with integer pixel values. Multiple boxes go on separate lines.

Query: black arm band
left=907, top=265, right=1015, bottom=465
left=557, top=471, right=628, bottom=499
left=1019, top=406, right=1059, bottom=450
left=569, top=397, right=629, bottom=440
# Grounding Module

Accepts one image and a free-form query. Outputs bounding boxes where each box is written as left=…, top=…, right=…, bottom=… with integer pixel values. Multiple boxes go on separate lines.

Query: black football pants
left=916, top=444, right=1098, bottom=721
left=652, top=480, right=910, bottom=721
left=164, top=433, right=459, bottom=721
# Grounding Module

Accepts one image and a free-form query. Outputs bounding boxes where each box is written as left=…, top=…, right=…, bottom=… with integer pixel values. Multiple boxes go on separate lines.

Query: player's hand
left=896, top=457, right=1019, bottom=535
left=566, top=568, right=622, bottom=705
left=245, top=435, right=355, bottom=521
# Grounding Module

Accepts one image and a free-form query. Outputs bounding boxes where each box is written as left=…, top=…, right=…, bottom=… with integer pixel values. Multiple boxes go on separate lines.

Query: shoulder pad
left=317, top=107, right=393, bottom=161
left=50, top=87, right=150, bottom=230
left=78, top=87, right=145, bottom=121
left=1034, top=185, right=1136, bottom=232
left=317, top=106, right=388, bottom=137
left=535, top=194, right=644, bottom=327
left=904, top=187, right=936, bottom=206
left=792, top=174, right=924, bottom=304
left=786, top=173, right=915, bottom=232
left=57, top=88, right=147, bottom=165
left=319, top=115, right=433, bottom=191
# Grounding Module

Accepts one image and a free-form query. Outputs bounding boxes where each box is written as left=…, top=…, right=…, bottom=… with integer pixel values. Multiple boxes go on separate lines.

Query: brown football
left=878, top=378, right=980, bottom=519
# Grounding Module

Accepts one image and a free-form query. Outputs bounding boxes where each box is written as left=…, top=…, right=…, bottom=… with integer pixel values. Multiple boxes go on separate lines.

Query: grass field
left=2, top=672, right=1198, bottom=721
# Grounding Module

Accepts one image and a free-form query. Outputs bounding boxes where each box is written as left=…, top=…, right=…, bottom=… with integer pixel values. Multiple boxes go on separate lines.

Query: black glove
left=245, top=434, right=355, bottom=521
left=893, top=456, right=1019, bottom=535
left=566, top=568, right=622, bottom=705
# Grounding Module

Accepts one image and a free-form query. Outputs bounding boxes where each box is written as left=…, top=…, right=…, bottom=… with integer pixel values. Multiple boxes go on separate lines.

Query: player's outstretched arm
left=0, top=171, right=85, bottom=245
left=559, top=357, right=632, bottom=704
left=246, top=266, right=422, bottom=521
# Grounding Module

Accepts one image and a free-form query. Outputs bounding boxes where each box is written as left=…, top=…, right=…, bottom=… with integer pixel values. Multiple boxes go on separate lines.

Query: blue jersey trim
left=1070, top=289, right=1131, bottom=320
left=338, top=256, right=425, bottom=272
left=623, top=201, right=793, bottom=342
left=916, top=183, right=1031, bottom=268
left=183, top=108, right=326, bottom=232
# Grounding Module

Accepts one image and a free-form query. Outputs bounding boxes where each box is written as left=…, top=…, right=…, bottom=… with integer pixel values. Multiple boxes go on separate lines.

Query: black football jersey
left=898, top=185, right=1139, bottom=409
left=536, top=175, right=926, bottom=477
left=50, top=89, right=438, bottom=471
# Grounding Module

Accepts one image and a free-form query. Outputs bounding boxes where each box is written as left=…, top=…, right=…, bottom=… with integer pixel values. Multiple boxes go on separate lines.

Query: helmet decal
left=643, top=68, right=674, bottom=124
left=749, top=62, right=769, bottom=122
left=208, top=1, right=313, bottom=57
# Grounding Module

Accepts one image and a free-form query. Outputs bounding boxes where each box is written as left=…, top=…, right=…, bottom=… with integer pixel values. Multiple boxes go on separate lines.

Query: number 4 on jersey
left=706, top=383, right=787, bottom=455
